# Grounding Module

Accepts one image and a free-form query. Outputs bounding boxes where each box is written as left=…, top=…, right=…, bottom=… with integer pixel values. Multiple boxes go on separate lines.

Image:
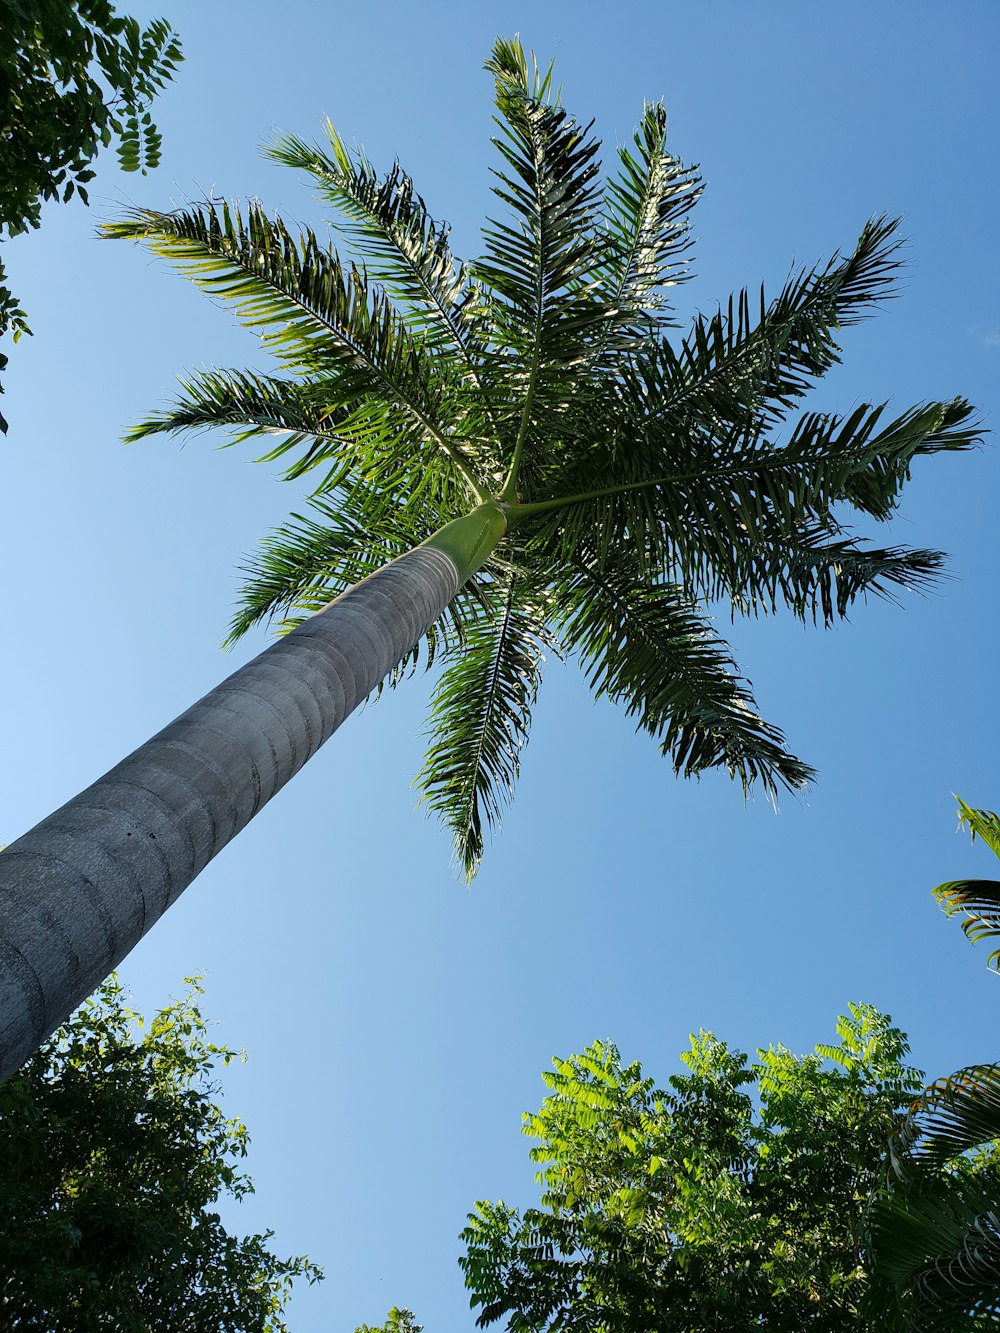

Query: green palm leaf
left=893, top=1066, right=1000, bottom=1170
left=933, top=800, right=1000, bottom=969
left=479, top=37, right=603, bottom=343
left=865, top=800, right=1000, bottom=1328
left=526, top=361, right=974, bottom=604
left=934, top=880, right=1000, bottom=971
left=416, top=579, right=553, bottom=880
left=865, top=1172, right=1000, bottom=1330
left=595, top=101, right=702, bottom=342
left=267, top=125, right=484, bottom=359
left=853, top=400, right=979, bottom=513
left=954, top=801, right=1000, bottom=859
left=125, top=366, right=431, bottom=490
left=632, top=215, right=905, bottom=448
left=552, top=556, right=813, bottom=798
left=728, top=528, right=945, bottom=625
left=477, top=36, right=609, bottom=489
left=526, top=425, right=956, bottom=623
left=105, top=203, right=484, bottom=498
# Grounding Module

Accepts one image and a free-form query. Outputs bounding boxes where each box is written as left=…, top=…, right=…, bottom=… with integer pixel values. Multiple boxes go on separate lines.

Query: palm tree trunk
left=0, top=503, right=507, bottom=1082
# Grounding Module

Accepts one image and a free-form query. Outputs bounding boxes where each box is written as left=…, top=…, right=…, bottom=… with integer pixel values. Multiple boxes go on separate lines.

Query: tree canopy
left=0, top=975, right=321, bottom=1331
left=355, top=1309, right=424, bottom=1333
left=0, top=0, right=181, bottom=427
left=107, top=36, right=978, bottom=879
left=461, top=1007, right=923, bottom=1331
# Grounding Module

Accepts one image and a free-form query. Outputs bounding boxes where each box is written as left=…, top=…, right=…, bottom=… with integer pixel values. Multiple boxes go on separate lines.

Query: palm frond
left=864, top=799, right=1000, bottom=1328
left=933, top=881, right=1000, bottom=970
left=552, top=557, right=813, bottom=799
left=956, top=799, right=1000, bottom=860
left=894, top=1066, right=1000, bottom=1170
left=416, top=578, right=552, bottom=880
left=933, top=800, right=1000, bottom=969
left=533, top=390, right=974, bottom=615
left=596, top=101, right=701, bottom=340
left=728, top=530, right=946, bottom=625
left=539, top=363, right=976, bottom=557
left=477, top=38, right=602, bottom=370
left=737, top=398, right=980, bottom=527
left=267, top=125, right=487, bottom=361
left=525, top=478, right=944, bottom=629
left=105, top=204, right=482, bottom=491
left=659, top=398, right=974, bottom=604
left=632, top=215, right=906, bottom=444
left=835, top=398, right=981, bottom=518
left=689, top=396, right=976, bottom=551
left=865, top=1171, right=1000, bottom=1330
left=126, top=366, right=430, bottom=488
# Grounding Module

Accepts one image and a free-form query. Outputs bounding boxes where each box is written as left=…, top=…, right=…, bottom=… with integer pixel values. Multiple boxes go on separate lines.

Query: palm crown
left=108, top=37, right=978, bottom=879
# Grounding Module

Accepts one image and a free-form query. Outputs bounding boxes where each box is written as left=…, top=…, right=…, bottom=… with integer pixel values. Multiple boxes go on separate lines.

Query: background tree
left=0, top=974, right=321, bottom=1331
left=0, top=0, right=181, bottom=426
left=0, top=37, right=979, bottom=1080
left=355, top=1309, right=424, bottom=1333
left=461, top=1007, right=923, bottom=1331
left=864, top=799, right=1000, bottom=1329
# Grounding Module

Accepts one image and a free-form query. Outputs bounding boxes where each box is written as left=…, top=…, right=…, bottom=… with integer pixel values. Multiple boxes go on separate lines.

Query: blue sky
left=2, top=2, right=999, bottom=1327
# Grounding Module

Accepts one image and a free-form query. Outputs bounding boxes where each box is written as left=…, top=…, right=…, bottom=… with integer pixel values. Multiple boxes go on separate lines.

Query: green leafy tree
left=0, top=38, right=979, bottom=1079
left=865, top=799, right=1000, bottom=1329
left=355, top=1309, right=424, bottom=1333
left=461, top=1008, right=923, bottom=1330
left=0, top=0, right=181, bottom=425
left=0, top=975, right=321, bottom=1330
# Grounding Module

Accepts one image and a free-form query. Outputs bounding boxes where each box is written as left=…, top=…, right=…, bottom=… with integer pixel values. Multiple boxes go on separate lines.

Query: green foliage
left=460, top=1006, right=923, bottom=1330
left=932, top=798, right=1000, bottom=971
left=109, top=36, right=978, bottom=878
left=0, top=975, right=321, bottom=1330
left=864, top=798, right=1000, bottom=1328
left=0, top=0, right=181, bottom=394
left=355, top=1308, right=424, bottom=1333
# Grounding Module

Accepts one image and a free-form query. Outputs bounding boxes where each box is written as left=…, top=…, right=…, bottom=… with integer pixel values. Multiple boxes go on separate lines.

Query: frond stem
left=499, top=108, right=548, bottom=503
left=500, top=354, right=540, bottom=502
left=504, top=434, right=922, bottom=523
left=505, top=471, right=678, bottom=519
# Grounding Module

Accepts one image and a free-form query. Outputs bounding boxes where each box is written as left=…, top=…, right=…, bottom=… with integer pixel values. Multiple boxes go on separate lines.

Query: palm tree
left=865, top=800, right=1000, bottom=1328
left=0, top=38, right=978, bottom=1082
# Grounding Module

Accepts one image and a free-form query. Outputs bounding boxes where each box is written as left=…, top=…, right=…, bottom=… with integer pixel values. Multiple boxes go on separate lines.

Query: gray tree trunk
left=0, top=543, right=462, bottom=1081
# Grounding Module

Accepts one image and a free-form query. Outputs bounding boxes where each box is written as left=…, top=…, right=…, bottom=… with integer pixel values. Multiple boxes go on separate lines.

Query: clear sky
left=2, top=2, right=999, bottom=1328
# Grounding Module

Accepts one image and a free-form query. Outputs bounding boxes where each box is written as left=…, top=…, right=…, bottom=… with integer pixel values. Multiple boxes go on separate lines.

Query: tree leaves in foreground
left=0, top=975, right=321, bottom=1331
left=864, top=798, right=1000, bottom=1329
left=0, top=0, right=182, bottom=426
left=108, top=35, right=980, bottom=879
left=460, top=1006, right=923, bottom=1331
